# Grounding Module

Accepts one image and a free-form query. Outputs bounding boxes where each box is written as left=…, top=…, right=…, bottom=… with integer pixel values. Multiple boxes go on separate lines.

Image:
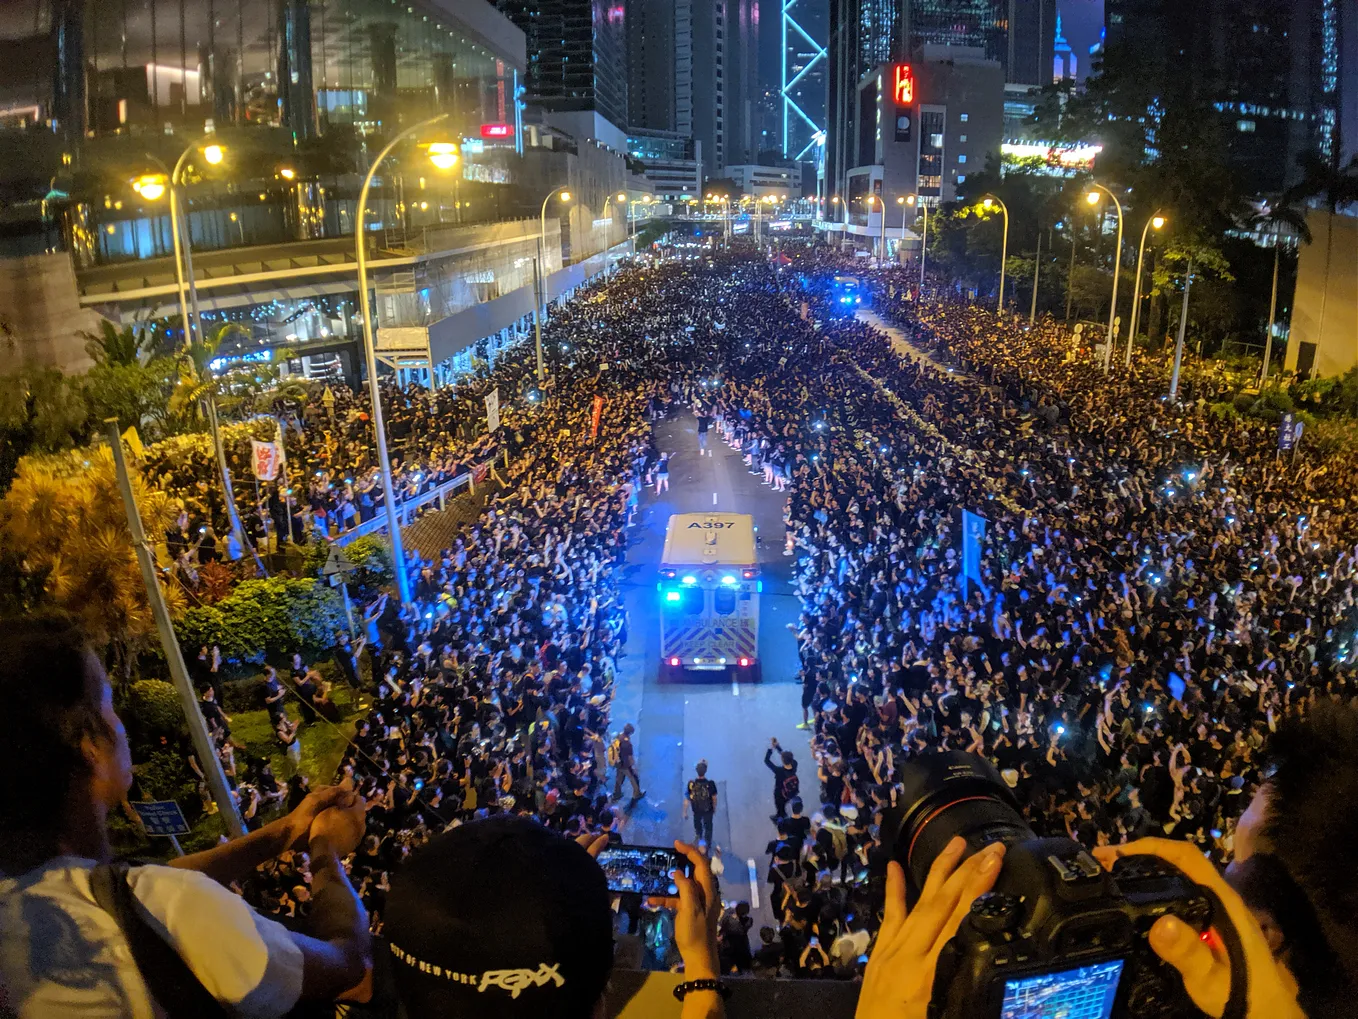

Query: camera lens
left=890, top=751, right=1034, bottom=897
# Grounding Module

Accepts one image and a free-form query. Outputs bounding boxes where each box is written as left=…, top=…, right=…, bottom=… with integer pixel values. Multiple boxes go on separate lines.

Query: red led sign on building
left=480, top=123, right=513, bottom=139
left=893, top=64, right=915, bottom=105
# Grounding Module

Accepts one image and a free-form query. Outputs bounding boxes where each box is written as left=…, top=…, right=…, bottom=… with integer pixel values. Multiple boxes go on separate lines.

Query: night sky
left=1058, top=0, right=1106, bottom=82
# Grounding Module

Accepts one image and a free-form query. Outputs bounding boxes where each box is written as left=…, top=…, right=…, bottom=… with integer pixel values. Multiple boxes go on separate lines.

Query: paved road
left=609, top=410, right=809, bottom=926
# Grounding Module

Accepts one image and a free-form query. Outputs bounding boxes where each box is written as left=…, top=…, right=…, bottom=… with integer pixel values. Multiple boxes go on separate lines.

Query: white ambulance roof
left=661, top=513, right=756, bottom=567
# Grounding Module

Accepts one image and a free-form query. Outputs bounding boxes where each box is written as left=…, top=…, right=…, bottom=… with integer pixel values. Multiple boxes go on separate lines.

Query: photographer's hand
left=856, top=838, right=1005, bottom=1019
left=1093, top=839, right=1305, bottom=1019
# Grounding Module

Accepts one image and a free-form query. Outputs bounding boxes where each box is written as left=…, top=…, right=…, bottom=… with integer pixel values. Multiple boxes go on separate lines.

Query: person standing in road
left=696, top=410, right=713, bottom=457
left=763, top=738, right=799, bottom=820
left=609, top=723, right=645, bottom=802
left=654, top=453, right=671, bottom=495
left=685, top=760, right=718, bottom=846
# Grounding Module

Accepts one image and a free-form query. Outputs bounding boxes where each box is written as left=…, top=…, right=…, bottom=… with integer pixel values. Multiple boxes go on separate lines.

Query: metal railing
left=331, top=468, right=478, bottom=545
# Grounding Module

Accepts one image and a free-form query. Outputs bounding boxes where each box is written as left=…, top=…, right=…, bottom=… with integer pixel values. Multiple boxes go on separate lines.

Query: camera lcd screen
left=999, top=959, right=1124, bottom=1019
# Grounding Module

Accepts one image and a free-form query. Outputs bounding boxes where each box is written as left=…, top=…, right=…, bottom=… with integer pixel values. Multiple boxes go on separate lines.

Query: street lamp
left=905, top=194, right=930, bottom=295
left=867, top=195, right=887, bottom=263
left=1086, top=184, right=1125, bottom=373
left=132, top=138, right=255, bottom=562
left=896, top=196, right=908, bottom=264
left=536, top=186, right=572, bottom=381
left=629, top=194, right=652, bottom=245
left=1126, top=211, right=1166, bottom=366
left=980, top=195, right=1010, bottom=315
left=355, top=111, right=456, bottom=605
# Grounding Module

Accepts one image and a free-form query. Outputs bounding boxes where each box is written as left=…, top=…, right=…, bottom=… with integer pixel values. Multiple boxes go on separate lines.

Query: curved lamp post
left=1126, top=211, right=1166, bottom=366
left=868, top=195, right=886, bottom=263
left=1086, top=183, right=1125, bottom=374
left=133, top=138, right=252, bottom=561
left=981, top=195, right=1010, bottom=315
left=536, top=186, right=573, bottom=381
left=629, top=194, right=652, bottom=245
left=355, top=112, right=456, bottom=604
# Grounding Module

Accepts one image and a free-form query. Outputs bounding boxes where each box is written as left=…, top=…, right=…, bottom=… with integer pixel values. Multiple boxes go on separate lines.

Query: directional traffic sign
left=321, top=545, right=358, bottom=577
left=132, top=799, right=190, bottom=836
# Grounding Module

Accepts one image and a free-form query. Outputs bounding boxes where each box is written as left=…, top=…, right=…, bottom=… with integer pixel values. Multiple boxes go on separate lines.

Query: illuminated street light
left=535, top=187, right=573, bottom=380
left=278, top=166, right=296, bottom=181
left=1126, top=210, right=1167, bottom=366
left=131, top=173, right=167, bottom=201
left=979, top=194, right=1010, bottom=315
left=202, top=143, right=224, bottom=165
left=354, top=111, right=454, bottom=606
left=1085, top=183, right=1125, bottom=373
left=426, top=141, right=459, bottom=170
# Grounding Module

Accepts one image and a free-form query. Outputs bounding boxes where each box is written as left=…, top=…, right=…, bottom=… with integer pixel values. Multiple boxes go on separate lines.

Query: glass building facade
left=492, top=0, right=628, bottom=130
left=72, top=0, right=518, bottom=141
left=0, top=0, right=526, bottom=265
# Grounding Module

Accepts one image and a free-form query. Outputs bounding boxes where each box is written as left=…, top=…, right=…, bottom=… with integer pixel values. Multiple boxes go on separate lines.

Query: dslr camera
left=887, top=752, right=1215, bottom=1019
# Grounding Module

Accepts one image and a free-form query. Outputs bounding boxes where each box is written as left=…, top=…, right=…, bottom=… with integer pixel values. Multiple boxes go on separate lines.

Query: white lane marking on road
left=747, top=859, right=760, bottom=910
left=712, top=491, right=718, bottom=505
left=731, top=677, right=740, bottom=697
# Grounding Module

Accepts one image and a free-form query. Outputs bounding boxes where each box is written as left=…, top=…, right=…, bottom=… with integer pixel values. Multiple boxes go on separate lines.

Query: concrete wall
left=1286, top=210, right=1358, bottom=378
left=0, top=252, right=102, bottom=373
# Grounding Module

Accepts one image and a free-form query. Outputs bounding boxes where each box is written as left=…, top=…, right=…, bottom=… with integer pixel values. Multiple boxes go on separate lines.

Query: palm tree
left=84, top=320, right=152, bottom=367
left=1280, top=149, right=1358, bottom=360
left=1249, top=200, right=1311, bottom=386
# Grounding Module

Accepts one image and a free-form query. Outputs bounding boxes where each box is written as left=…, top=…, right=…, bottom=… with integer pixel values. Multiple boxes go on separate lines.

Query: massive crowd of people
left=177, top=245, right=1358, bottom=979
left=17, top=236, right=1358, bottom=1016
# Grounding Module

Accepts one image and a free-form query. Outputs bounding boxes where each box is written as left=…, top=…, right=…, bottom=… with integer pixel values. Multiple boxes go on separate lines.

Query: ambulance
left=658, top=513, right=760, bottom=678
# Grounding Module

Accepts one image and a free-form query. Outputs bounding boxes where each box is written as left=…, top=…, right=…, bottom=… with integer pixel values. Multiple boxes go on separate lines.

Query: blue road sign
left=131, top=800, right=191, bottom=836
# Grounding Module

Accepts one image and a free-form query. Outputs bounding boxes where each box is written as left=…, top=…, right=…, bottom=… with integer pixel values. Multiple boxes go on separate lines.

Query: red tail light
left=742, top=569, right=756, bottom=578
left=739, top=658, right=751, bottom=667
left=669, top=657, right=680, bottom=666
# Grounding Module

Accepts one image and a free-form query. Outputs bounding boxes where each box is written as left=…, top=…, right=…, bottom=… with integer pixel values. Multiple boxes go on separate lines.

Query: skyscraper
left=1104, top=0, right=1358, bottom=192
left=626, top=0, right=677, bottom=132
left=826, top=0, right=903, bottom=205
left=494, top=0, right=628, bottom=134
left=905, top=0, right=1007, bottom=66
left=781, top=0, right=829, bottom=160
left=1007, top=0, right=1059, bottom=86
left=671, top=0, right=759, bottom=172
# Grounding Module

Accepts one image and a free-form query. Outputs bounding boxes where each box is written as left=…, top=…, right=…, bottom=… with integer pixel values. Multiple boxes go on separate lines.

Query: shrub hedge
left=175, top=576, right=346, bottom=667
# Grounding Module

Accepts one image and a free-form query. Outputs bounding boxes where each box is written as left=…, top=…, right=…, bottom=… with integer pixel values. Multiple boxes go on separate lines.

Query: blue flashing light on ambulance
left=831, top=275, right=867, bottom=310
left=658, top=513, right=760, bottom=679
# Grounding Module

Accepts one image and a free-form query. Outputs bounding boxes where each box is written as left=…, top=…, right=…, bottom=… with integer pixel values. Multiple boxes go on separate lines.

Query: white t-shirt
left=0, top=856, right=304, bottom=1018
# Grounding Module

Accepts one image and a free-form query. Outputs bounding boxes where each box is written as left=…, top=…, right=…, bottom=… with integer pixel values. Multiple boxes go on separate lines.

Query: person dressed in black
left=764, top=738, right=799, bottom=819
left=685, top=759, right=718, bottom=846
left=696, top=410, right=713, bottom=457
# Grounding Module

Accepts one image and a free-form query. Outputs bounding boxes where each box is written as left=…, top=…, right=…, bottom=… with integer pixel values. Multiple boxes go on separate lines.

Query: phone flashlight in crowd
left=1056, top=725, right=1065, bottom=735
left=1144, top=704, right=1154, bottom=713
left=1210, top=829, right=1222, bottom=839
left=199, top=526, right=207, bottom=534
left=414, top=778, right=424, bottom=791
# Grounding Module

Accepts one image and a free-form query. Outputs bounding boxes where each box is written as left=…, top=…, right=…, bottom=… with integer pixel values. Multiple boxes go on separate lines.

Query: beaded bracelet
left=672, top=978, right=732, bottom=1001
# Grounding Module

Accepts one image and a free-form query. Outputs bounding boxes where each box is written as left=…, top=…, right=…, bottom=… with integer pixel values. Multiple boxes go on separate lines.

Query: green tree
left=0, top=445, right=182, bottom=676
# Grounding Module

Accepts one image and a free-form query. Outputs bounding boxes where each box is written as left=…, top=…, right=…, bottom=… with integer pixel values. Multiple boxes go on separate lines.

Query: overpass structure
left=76, top=220, right=633, bottom=386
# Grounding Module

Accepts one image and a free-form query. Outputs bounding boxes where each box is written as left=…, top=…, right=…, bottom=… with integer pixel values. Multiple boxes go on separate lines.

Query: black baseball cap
left=383, top=816, right=613, bottom=1018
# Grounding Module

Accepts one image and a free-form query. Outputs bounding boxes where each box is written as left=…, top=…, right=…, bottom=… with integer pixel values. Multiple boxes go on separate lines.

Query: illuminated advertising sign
left=892, top=64, right=915, bottom=106
left=480, top=123, right=513, bottom=139
left=1001, top=141, right=1104, bottom=176
left=461, top=138, right=486, bottom=154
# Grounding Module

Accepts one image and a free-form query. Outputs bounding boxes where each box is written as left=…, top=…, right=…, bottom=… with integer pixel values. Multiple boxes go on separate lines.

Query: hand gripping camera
left=888, top=752, right=1216, bottom=1019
